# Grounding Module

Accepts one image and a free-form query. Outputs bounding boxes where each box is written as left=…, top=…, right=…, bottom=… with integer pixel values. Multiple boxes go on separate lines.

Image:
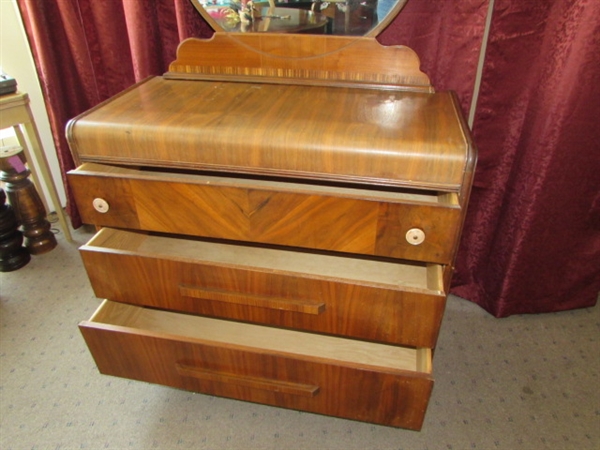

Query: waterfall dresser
left=66, top=25, right=476, bottom=430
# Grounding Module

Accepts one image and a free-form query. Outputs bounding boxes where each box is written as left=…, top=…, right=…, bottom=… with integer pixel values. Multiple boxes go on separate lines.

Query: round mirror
left=190, top=0, right=408, bottom=36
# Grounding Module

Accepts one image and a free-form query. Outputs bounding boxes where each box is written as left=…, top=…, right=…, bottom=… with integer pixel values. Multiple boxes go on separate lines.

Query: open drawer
left=80, top=300, right=434, bottom=430
left=81, top=228, right=447, bottom=348
left=68, top=163, right=462, bottom=264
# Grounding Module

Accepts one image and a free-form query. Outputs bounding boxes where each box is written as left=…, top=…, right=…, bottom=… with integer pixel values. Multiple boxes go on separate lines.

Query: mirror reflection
left=193, top=0, right=403, bottom=36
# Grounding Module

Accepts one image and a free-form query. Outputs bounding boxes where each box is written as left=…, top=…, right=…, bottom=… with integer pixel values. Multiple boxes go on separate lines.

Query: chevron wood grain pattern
left=68, top=164, right=461, bottom=264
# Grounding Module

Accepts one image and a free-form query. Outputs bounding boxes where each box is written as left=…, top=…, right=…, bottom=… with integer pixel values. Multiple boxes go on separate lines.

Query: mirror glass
left=190, top=0, right=407, bottom=36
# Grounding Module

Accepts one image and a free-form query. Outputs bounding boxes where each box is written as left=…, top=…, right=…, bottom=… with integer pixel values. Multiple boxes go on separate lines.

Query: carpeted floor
left=1, top=222, right=598, bottom=450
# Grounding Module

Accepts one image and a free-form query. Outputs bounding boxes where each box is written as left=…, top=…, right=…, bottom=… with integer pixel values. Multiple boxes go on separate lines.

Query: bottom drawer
left=80, top=300, right=434, bottom=430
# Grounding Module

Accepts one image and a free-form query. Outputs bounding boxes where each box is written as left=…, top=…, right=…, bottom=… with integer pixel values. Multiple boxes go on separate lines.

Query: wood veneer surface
left=80, top=228, right=446, bottom=347
left=68, top=163, right=462, bottom=263
left=80, top=300, right=434, bottom=430
left=67, top=77, right=470, bottom=191
left=167, top=34, right=431, bottom=89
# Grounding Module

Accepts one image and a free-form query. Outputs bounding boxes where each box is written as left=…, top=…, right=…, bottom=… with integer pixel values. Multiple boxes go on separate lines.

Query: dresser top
left=67, top=77, right=472, bottom=191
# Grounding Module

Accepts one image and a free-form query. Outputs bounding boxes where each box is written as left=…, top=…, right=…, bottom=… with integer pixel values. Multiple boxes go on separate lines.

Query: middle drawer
left=81, top=228, right=446, bottom=348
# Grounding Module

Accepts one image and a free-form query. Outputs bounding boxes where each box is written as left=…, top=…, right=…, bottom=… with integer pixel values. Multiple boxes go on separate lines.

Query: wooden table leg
left=0, top=146, right=57, bottom=255
left=0, top=188, right=30, bottom=271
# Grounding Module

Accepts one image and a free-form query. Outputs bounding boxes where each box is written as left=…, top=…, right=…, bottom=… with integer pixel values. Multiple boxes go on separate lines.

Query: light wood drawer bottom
left=80, top=300, right=434, bottom=430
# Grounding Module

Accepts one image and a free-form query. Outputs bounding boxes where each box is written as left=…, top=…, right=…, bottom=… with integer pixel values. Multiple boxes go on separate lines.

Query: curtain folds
left=16, top=0, right=213, bottom=227
left=450, top=0, right=600, bottom=316
left=16, top=0, right=599, bottom=317
left=378, top=0, right=490, bottom=115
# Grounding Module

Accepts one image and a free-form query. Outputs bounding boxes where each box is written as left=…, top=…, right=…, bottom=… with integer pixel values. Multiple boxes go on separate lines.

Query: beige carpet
left=1, top=223, right=598, bottom=450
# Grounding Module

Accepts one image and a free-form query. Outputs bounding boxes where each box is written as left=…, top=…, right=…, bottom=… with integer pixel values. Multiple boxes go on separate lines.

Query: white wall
left=0, top=0, right=66, bottom=208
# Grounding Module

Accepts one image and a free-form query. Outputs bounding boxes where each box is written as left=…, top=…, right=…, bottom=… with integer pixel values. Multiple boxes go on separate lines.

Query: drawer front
left=81, top=228, right=446, bottom=348
left=68, top=163, right=462, bottom=264
left=80, top=301, right=434, bottom=431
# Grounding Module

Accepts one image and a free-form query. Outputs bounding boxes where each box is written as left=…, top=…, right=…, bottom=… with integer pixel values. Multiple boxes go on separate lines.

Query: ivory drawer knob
left=92, top=198, right=110, bottom=213
left=406, top=228, right=425, bottom=245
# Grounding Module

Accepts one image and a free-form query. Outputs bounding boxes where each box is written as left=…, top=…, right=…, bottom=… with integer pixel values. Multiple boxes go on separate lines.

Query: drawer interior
left=89, top=300, right=432, bottom=374
left=85, top=228, right=443, bottom=293
left=73, top=162, right=460, bottom=205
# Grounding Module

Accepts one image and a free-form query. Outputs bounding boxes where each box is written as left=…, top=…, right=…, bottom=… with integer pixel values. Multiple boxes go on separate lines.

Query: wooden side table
left=0, top=92, right=72, bottom=242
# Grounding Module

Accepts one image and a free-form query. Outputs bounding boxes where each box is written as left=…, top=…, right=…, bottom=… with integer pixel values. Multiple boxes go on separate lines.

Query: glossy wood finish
left=66, top=77, right=470, bottom=191
left=80, top=300, right=433, bottom=430
left=80, top=228, right=446, bottom=348
left=68, top=163, right=462, bottom=264
left=68, top=28, right=477, bottom=429
left=167, top=34, right=430, bottom=89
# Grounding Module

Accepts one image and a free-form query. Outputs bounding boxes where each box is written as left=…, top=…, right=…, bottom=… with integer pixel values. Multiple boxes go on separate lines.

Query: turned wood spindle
left=0, top=145, right=57, bottom=255
left=0, top=187, right=31, bottom=271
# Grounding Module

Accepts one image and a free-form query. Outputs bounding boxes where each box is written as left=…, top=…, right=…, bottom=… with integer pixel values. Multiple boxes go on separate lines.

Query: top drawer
left=68, top=163, right=463, bottom=264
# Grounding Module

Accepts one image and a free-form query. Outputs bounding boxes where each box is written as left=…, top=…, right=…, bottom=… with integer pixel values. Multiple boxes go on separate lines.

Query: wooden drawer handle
left=179, top=284, right=326, bottom=315
left=175, top=363, right=320, bottom=397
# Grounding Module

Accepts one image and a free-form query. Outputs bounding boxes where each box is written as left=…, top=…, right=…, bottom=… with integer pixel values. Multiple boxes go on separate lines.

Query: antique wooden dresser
left=66, top=1, right=476, bottom=431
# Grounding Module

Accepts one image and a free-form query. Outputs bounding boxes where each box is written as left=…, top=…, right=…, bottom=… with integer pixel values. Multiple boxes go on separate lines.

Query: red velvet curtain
left=379, top=0, right=490, bottom=115
left=17, top=0, right=599, bottom=317
left=450, top=1, right=600, bottom=316
left=16, top=0, right=213, bottom=227
left=383, top=0, right=600, bottom=316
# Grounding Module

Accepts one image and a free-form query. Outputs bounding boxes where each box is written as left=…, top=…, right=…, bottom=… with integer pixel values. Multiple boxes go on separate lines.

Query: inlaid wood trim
left=167, top=34, right=432, bottom=90
left=166, top=65, right=434, bottom=92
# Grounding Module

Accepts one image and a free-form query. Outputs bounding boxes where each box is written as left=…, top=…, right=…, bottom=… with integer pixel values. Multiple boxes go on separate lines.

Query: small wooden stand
left=0, top=145, right=57, bottom=255
left=0, top=188, right=30, bottom=271
left=0, top=92, right=72, bottom=241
